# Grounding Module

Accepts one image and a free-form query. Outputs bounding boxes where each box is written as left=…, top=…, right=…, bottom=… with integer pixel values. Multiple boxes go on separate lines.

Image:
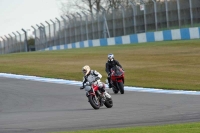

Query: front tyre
left=118, top=82, right=124, bottom=94
left=88, top=95, right=100, bottom=110
left=112, top=88, right=119, bottom=94
left=112, top=83, right=119, bottom=94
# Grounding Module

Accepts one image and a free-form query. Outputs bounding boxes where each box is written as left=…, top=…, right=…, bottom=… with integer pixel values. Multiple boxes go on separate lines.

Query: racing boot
left=104, top=91, right=111, bottom=98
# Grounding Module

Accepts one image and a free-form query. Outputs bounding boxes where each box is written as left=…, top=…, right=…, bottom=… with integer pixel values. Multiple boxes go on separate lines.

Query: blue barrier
left=130, top=34, right=138, bottom=43
left=163, top=30, right=172, bottom=41
left=42, top=27, right=200, bottom=51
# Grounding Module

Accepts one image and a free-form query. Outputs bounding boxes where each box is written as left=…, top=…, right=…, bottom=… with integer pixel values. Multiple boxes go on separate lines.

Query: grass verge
left=50, top=122, right=200, bottom=133
left=0, top=39, right=200, bottom=91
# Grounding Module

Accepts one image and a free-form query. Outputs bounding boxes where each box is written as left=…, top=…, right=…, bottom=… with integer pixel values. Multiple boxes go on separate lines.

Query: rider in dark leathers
left=105, top=53, right=123, bottom=88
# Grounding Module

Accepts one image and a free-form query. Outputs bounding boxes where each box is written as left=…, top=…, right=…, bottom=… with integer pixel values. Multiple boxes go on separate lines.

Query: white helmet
left=108, top=53, right=114, bottom=61
left=82, top=65, right=91, bottom=76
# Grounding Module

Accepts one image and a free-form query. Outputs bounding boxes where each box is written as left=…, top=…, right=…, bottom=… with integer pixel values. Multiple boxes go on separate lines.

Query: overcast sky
left=0, top=0, right=61, bottom=40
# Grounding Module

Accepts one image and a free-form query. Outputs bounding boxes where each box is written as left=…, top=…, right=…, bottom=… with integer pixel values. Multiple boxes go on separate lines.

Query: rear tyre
left=88, top=95, right=100, bottom=110
left=104, top=98, right=113, bottom=108
left=118, top=82, right=124, bottom=94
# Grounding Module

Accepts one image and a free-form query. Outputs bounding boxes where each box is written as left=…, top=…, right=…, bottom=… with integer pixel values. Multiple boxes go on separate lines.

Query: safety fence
left=41, top=27, right=200, bottom=51
left=0, top=33, right=26, bottom=54
left=0, top=0, right=200, bottom=54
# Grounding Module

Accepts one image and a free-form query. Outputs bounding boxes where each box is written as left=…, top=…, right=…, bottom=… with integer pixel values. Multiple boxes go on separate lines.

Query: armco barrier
left=42, top=27, right=200, bottom=51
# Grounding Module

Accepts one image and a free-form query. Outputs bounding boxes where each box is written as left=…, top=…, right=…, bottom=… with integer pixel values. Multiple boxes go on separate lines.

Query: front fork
left=86, top=91, right=99, bottom=103
left=115, top=77, right=124, bottom=89
left=94, top=90, right=105, bottom=105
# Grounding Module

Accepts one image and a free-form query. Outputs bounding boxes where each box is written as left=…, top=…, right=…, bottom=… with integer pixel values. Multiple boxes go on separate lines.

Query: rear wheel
left=88, top=95, right=100, bottom=110
left=104, top=98, right=113, bottom=108
left=118, top=82, right=124, bottom=94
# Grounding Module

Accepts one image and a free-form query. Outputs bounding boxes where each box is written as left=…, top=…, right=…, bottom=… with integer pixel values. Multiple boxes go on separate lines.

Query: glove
left=85, top=82, right=90, bottom=85
left=80, top=86, right=84, bottom=90
left=95, top=77, right=100, bottom=81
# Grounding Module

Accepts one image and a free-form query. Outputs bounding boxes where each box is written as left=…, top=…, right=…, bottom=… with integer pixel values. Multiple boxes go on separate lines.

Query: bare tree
left=105, top=0, right=130, bottom=10
left=57, top=0, right=105, bottom=15
left=57, top=0, right=134, bottom=15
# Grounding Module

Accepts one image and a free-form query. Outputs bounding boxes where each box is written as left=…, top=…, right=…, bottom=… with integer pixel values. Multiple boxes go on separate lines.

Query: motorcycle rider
left=80, top=65, right=108, bottom=99
left=105, top=53, right=123, bottom=88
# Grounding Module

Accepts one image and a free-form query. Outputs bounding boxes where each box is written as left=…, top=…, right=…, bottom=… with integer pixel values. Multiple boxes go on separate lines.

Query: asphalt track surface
left=0, top=77, right=200, bottom=133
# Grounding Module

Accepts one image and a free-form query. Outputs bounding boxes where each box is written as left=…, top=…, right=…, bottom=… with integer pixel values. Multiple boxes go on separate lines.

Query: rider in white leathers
left=80, top=65, right=105, bottom=93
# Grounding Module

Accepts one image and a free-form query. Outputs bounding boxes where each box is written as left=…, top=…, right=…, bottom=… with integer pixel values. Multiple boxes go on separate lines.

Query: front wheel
left=118, top=82, right=124, bottom=94
left=112, top=83, right=119, bottom=94
left=88, top=95, right=100, bottom=110
left=112, top=88, right=119, bottom=94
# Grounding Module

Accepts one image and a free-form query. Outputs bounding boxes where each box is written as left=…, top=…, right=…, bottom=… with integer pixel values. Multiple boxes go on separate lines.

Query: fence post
left=111, top=7, right=116, bottom=37
left=189, top=0, right=193, bottom=26
left=12, top=32, right=17, bottom=53
left=119, top=4, right=126, bottom=35
left=77, top=12, right=83, bottom=41
left=97, top=11, right=100, bottom=38
left=164, top=0, right=169, bottom=29
left=55, top=18, right=61, bottom=45
left=31, top=26, right=37, bottom=51
left=45, top=21, right=51, bottom=48
left=94, top=8, right=101, bottom=39
left=100, top=6, right=110, bottom=38
left=129, top=1, right=137, bottom=34
left=71, top=14, right=77, bottom=42
left=41, top=23, right=48, bottom=49
left=66, top=15, right=72, bottom=43
left=8, top=34, right=13, bottom=53
left=140, top=0, right=147, bottom=32
left=90, top=12, right=95, bottom=39
left=16, top=31, right=22, bottom=52
left=5, top=35, right=9, bottom=53
left=36, top=24, right=43, bottom=50
left=176, top=0, right=181, bottom=28
left=1, top=37, right=5, bottom=54
left=21, top=29, right=28, bottom=52
left=152, top=0, right=158, bottom=31
left=61, top=16, right=67, bottom=44
left=82, top=11, right=89, bottom=40
left=0, top=37, right=5, bottom=54
left=3, top=37, right=5, bottom=54
left=50, top=19, right=56, bottom=46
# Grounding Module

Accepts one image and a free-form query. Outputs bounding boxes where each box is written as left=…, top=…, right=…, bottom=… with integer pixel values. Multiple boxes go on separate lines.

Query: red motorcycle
left=83, top=81, right=113, bottom=110
left=110, top=66, right=125, bottom=94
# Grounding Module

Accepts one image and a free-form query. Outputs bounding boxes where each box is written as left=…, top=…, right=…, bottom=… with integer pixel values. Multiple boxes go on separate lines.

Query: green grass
left=50, top=122, right=200, bottom=133
left=0, top=39, right=200, bottom=91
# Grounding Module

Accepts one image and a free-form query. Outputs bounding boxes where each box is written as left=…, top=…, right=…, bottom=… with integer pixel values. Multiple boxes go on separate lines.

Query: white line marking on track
left=0, top=73, right=200, bottom=95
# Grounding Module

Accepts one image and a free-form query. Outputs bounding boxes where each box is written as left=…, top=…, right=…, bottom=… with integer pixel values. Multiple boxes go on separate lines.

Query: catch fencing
left=0, top=33, right=26, bottom=54
left=0, top=0, right=200, bottom=54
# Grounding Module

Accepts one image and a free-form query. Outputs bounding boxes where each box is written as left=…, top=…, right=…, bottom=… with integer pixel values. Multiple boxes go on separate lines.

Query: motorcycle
left=83, top=81, right=113, bottom=110
left=108, top=65, right=125, bottom=94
